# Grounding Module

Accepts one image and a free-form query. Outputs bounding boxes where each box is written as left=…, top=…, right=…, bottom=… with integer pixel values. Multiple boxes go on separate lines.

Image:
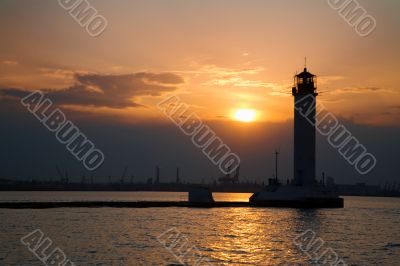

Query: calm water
left=0, top=192, right=399, bottom=265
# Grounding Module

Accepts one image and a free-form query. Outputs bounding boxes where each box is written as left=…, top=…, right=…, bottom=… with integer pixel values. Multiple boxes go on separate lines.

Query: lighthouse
left=292, top=67, right=318, bottom=186
left=249, top=64, right=343, bottom=208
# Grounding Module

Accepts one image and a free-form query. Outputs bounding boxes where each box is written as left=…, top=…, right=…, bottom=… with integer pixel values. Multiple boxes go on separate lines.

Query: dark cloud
left=357, top=87, right=382, bottom=92
left=329, top=87, right=384, bottom=95
left=0, top=72, right=184, bottom=108
left=341, top=87, right=383, bottom=92
left=0, top=88, right=27, bottom=99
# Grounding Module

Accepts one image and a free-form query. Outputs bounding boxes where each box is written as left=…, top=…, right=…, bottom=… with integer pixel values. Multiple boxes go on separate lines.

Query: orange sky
left=1, top=0, right=400, bottom=127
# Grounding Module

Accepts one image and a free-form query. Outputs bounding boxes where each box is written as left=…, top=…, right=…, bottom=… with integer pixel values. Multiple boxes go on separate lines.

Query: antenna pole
left=275, top=150, right=279, bottom=182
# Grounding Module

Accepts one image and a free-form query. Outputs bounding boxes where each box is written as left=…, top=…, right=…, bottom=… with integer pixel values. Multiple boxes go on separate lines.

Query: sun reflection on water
left=199, top=208, right=318, bottom=265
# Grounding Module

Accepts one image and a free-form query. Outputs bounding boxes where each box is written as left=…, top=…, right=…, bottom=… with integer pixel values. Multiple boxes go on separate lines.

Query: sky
left=0, top=0, right=399, bottom=185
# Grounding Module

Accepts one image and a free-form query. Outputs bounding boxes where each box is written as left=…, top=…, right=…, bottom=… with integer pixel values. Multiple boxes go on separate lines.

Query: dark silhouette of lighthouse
left=292, top=65, right=318, bottom=186
left=250, top=63, right=343, bottom=208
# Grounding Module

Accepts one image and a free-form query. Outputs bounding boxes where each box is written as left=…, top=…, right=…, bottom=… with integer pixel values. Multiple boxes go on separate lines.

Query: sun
left=233, top=109, right=257, bottom=123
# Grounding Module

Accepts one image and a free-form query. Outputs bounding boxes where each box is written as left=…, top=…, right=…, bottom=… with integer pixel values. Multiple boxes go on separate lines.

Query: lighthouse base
left=249, top=185, right=344, bottom=208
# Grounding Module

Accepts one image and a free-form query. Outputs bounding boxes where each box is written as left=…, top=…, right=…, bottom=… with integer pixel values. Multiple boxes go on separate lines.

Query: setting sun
left=234, top=109, right=257, bottom=123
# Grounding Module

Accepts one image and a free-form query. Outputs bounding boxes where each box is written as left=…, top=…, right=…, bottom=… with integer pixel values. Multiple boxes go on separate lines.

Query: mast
left=176, top=167, right=180, bottom=184
left=274, top=150, right=279, bottom=183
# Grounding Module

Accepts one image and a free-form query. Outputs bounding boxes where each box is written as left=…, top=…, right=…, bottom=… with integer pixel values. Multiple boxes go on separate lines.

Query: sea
left=0, top=192, right=399, bottom=265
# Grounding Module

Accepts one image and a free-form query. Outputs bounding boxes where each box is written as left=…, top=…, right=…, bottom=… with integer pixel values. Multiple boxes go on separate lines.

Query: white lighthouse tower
left=292, top=67, right=317, bottom=186
left=250, top=64, right=343, bottom=208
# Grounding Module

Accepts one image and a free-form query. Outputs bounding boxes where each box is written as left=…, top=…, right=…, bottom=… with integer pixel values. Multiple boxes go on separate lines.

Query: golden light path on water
left=204, top=208, right=301, bottom=264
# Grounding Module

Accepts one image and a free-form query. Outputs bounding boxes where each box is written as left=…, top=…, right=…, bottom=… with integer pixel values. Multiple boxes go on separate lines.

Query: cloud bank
left=1, top=72, right=184, bottom=109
